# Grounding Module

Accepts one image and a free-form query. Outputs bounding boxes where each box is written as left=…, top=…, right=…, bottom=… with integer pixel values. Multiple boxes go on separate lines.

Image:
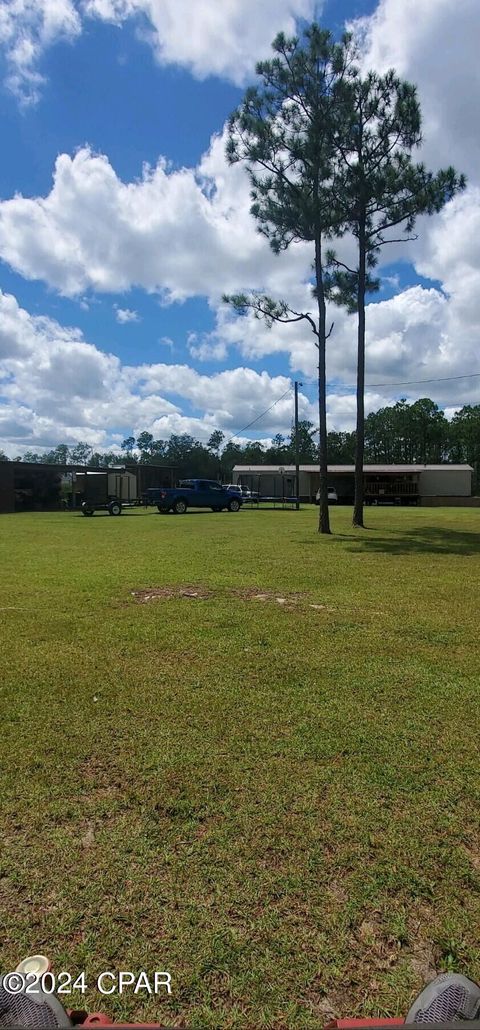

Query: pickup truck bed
left=145, top=479, right=242, bottom=514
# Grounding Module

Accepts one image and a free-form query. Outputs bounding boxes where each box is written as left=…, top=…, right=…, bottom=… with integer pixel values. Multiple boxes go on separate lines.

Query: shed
left=0, top=461, right=177, bottom=514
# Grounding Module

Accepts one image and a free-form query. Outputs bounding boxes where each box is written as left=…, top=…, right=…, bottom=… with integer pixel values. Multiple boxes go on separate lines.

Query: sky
left=0, top=0, right=479, bottom=456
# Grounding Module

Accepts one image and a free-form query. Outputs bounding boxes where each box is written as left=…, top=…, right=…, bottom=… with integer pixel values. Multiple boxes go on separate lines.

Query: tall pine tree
left=325, top=65, right=466, bottom=526
left=224, top=26, right=350, bottom=534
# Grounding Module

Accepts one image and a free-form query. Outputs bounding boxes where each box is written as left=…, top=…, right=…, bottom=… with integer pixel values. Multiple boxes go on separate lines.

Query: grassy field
left=1, top=504, right=479, bottom=1027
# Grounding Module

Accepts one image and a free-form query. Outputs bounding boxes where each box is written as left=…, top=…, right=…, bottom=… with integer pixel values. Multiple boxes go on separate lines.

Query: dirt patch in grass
left=80, top=822, right=96, bottom=848
left=130, top=586, right=381, bottom=617
left=233, top=587, right=304, bottom=606
left=463, top=844, right=480, bottom=871
left=232, top=588, right=380, bottom=615
left=132, top=585, right=213, bottom=602
left=131, top=585, right=302, bottom=605
left=132, top=585, right=331, bottom=610
left=408, top=942, right=437, bottom=984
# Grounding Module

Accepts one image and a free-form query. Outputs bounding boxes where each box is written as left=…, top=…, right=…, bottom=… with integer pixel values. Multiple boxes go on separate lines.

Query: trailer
left=74, top=469, right=137, bottom=516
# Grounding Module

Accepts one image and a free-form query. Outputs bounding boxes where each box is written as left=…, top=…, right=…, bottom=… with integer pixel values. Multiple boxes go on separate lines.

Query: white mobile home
left=232, top=464, right=474, bottom=505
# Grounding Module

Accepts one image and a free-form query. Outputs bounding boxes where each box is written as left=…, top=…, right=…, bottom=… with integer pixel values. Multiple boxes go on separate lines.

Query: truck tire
left=173, top=498, right=187, bottom=514
left=108, top=500, right=122, bottom=516
left=228, top=498, right=241, bottom=512
left=82, top=506, right=94, bottom=517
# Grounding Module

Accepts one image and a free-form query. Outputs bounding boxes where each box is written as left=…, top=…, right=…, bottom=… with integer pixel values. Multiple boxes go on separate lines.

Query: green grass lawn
left=1, top=505, right=479, bottom=1027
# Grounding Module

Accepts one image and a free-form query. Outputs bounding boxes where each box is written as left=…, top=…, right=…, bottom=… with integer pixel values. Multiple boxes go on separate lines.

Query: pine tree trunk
left=353, top=219, right=366, bottom=529
left=315, top=235, right=331, bottom=535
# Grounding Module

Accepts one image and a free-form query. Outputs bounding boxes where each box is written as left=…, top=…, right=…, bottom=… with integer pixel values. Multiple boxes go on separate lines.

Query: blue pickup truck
left=145, top=479, right=243, bottom=514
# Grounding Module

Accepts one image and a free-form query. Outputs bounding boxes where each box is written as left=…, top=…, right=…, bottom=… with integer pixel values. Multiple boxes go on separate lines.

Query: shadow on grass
left=348, top=524, right=480, bottom=556
left=155, top=509, right=237, bottom=517
left=154, top=508, right=303, bottom=516
left=72, top=511, right=158, bottom=518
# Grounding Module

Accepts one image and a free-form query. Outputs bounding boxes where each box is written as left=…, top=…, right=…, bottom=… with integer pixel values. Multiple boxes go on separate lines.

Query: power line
left=366, top=371, right=480, bottom=389
left=301, top=370, right=480, bottom=391
left=225, top=386, right=293, bottom=444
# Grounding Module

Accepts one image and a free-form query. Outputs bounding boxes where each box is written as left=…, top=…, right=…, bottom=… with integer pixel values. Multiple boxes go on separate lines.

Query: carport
left=234, top=469, right=299, bottom=507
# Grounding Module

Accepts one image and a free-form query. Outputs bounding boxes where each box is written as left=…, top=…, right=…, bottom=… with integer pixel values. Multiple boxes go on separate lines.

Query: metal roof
left=233, top=464, right=473, bottom=473
left=3, top=460, right=176, bottom=473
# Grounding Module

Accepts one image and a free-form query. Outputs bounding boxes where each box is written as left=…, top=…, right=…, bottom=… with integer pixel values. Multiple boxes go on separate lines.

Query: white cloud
left=0, top=289, right=317, bottom=454
left=339, top=0, right=480, bottom=408
left=414, top=188, right=480, bottom=325
left=0, top=0, right=81, bottom=104
left=0, top=289, right=178, bottom=449
left=353, top=0, right=480, bottom=181
left=0, top=138, right=312, bottom=306
left=381, top=274, right=400, bottom=291
left=1, top=0, right=477, bottom=343
left=212, top=276, right=480, bottom=415
left=1, top=282, right=478, bottom=458
left=115, top=305, right=140, bottom=323
left=187, top=330, right=227, bottom=363
left=84, top=0, right=316, bottom=85
left=325, top=391, right=394, bottom=433
left=0, top=0, right=316, bottom=104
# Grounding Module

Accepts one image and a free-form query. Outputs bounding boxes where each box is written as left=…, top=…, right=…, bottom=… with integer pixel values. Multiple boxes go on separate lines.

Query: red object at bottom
left=69, top=1013, right=162, bottom=1027
left=73, top=1015, right=404, bottom=1028
left=327, top=1021, right=404, bottom=1028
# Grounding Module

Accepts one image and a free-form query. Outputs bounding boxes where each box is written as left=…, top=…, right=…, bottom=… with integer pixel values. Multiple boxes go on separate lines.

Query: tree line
left=3, top=398, right=478, bottom=489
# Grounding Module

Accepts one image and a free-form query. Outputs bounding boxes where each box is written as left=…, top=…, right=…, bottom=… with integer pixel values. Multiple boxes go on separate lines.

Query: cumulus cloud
left=0, top=137, right=313, bottom=307
left=0, top=289, right=318, bottom=454
left=0, top=0, right=81, bottom=104
left=414, top=189, right=480, bottom=329
left=1, top=0, right=477, bottom=328
left=208, top=263, right=480, bottom=420
left=83, top=0, right=315, bottom=85
left=1, top=282, right=477, bottom=457
left=325, top=391, right=396, bottom=433
left=115, top=305, right=140, bottom=323
left=0, top=289, right=178, bottom=449
left=0, top=0, right=315, bottom=103
left=0, top=143, right=302, bottom=300
left=339, top=0, right=480, bottom=408
left=187, top=329, right=228, bottom=363
left=353, top=0, right=480, bottom=181
left=159, top=335, right=174, bottom=352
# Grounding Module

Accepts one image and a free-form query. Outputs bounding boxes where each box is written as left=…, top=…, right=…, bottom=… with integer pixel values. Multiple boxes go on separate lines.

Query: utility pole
left=294, top=380, right=302, bottom=510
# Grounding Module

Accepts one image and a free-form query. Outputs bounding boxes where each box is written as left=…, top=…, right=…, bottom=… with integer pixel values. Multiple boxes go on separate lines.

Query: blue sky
left=0, top=0, right=478, bottom=454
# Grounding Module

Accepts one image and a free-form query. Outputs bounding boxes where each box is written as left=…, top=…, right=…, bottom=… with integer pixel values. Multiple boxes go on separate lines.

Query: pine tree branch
left=289, top=309, right=319, bottom=336
left=223, top=293, right=319, bottom=340
left=278, top=46, right=317, bottom=126
left=328, top=257, right=357, bottom=274
left=365, top=207, right=422, bottom=239
left=326, top=321, right=335, bottom=339
left=367, top=129, right=406, bottom=174
left=377, top=233, right=418, bottom=246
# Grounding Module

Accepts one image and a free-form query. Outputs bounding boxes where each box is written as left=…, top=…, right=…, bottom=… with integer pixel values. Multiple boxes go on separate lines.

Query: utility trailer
left=73, top=468, right=138, bottom=516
